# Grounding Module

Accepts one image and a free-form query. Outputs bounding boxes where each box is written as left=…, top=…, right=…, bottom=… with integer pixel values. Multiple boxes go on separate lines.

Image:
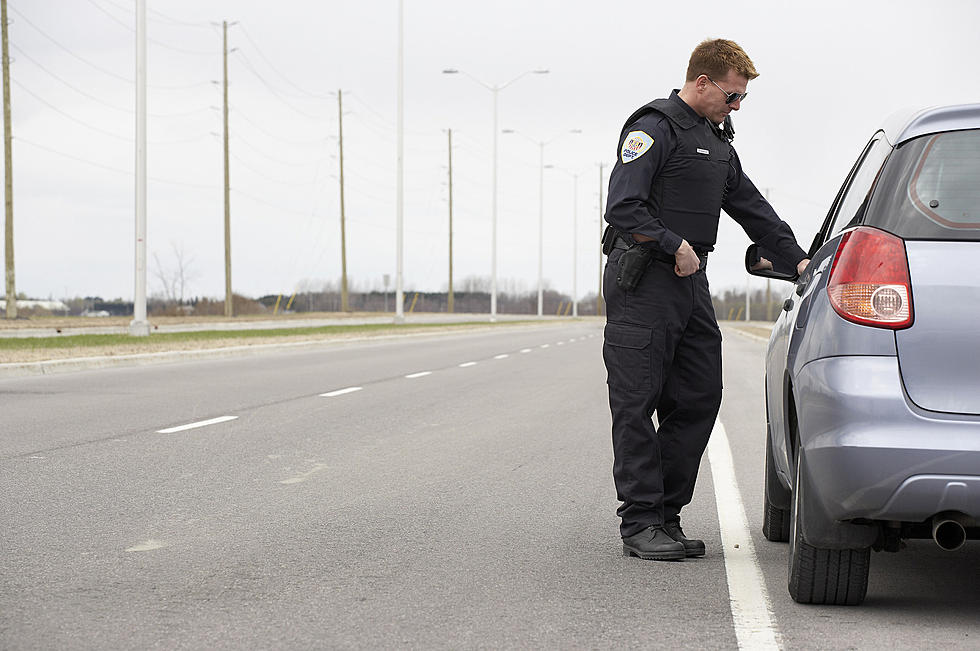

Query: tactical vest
left=620, top=97, right=732, bottom=249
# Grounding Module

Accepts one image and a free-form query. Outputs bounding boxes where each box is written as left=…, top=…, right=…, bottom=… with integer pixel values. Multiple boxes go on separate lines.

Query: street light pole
left=129, top=0, right=149, bottom=335
left=395, top=0, right=405, bottom=323
left=442, top=68, right=549, bottom=321
left=502, top=128, right=580, bottom=318
left=491, top=85, right=499, bottom=320
left=572, top=172, right=578, bottom=317
left=537, top=141, right=544, bottom=316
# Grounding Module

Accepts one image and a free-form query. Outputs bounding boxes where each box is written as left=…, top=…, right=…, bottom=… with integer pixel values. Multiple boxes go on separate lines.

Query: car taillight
left=827, top=227, right=913, bottom=329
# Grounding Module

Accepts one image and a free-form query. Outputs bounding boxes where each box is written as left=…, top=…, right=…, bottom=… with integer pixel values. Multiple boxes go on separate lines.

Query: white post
left=490, top=86, right=499, bottom=322
left=394, top=0, right=405, bottom=323
left=537, top=141, right=544, bottom=317
left=572, top=173, right=578, bottom=317
left=129, top=0, right=149, bottom=336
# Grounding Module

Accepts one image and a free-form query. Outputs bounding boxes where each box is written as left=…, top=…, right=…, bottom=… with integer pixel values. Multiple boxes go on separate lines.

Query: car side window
left=823, top=134, right=891, bottom=242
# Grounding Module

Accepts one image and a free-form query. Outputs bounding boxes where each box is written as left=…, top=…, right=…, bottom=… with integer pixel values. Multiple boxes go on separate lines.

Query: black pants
left=602, top=249, right=722, bottom=537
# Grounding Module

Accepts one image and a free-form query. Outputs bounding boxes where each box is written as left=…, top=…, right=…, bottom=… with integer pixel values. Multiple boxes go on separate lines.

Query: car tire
left=763, top=427, right=791, bottom=542
left=788, top=448, right=870, bottom=606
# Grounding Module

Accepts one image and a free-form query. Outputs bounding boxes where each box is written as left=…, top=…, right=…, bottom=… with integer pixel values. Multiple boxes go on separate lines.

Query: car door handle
left=783, top=298, right=794, bottom=312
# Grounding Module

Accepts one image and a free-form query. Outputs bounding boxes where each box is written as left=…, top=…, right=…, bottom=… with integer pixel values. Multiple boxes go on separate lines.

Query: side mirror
left=744, top=244, right=799, bottom=282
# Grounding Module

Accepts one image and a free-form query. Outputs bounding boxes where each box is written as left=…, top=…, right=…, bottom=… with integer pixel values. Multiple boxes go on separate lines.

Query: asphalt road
left=2, top=322, right=978, bottom=649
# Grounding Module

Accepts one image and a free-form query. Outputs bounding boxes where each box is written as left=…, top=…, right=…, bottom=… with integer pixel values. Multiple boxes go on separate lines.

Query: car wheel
left=787, top=447, right=870, bottom=606
left=762, top=427, right=790, bottom=542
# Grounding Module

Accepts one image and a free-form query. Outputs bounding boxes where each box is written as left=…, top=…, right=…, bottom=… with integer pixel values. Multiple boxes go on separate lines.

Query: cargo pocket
left=603, top=322, right=653, bottom=391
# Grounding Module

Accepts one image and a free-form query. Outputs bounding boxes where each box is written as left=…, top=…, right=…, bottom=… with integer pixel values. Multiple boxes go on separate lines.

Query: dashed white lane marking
left=540, top=344, right=550, bottom=349
left=494, top=354, right=509, bottom=359
left=157, top=416, right=238, bottom=434
left=520, top=348, right=532, bottom=353
left=557, top=341, right=565, bottom=346
left=707, top=418, right=780, bottom=650
left=280, top=462, right=329, bottom=485
left=320, top=386, right=363, bottom=397
left=405, top=371, right=432, bottom=379
left=459, top=361, right=477, bottom=368
left=125, top=539, right=168, bottom=553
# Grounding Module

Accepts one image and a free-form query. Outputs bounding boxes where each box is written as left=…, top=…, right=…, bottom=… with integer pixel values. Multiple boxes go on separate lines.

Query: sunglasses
left=706, top=76, right=747, bottom=105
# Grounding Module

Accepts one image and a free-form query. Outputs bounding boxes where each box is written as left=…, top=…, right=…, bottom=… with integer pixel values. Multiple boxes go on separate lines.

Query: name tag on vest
left=697, top=148, right=709, bottom=155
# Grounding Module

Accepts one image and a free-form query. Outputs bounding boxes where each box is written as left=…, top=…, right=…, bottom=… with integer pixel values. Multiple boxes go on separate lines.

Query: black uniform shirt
left=605, top=91, right=807, bottom=266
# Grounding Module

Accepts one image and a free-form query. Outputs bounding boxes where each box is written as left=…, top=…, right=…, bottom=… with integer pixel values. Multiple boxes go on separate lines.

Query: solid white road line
left=157, top=416, right=238, bottom=434
left=459, top=362, right=477, bottom=367
left=707, top=418, right=780, bottom=650
left=320, top=387, right=363, bottom=397
left=405, top=371, right=432, bottom=379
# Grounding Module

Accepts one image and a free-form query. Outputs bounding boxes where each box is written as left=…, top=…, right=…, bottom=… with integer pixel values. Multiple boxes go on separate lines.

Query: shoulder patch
left=621, top=130, right=654, bottom=164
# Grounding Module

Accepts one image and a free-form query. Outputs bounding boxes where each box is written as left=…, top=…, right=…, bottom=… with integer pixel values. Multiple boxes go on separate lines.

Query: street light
left=502, top=128, right=581, bottom=316
left=549, top=165, right=585, bottom=317
left=442, top=67, right=549, bottom=321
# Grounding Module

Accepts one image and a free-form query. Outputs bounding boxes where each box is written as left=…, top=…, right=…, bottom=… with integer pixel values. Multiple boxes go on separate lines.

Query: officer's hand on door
left=674, top=240, right=701, bottom=277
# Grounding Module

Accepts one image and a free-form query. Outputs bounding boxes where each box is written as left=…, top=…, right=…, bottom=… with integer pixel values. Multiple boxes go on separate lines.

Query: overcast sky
left=3, top=0, right=979, bottom=305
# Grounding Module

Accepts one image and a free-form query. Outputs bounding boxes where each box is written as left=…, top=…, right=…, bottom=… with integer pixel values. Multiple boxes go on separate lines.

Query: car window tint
left=867, top=129, right=980, bottom=241
left=825, top=135, right=890, bottom=241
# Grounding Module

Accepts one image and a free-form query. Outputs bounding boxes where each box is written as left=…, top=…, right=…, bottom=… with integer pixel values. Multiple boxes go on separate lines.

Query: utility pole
left=447, top=128, right=454, bottom=313
left=2, top=0, right=15, bottom=319
left=597, top=162, right=605, bottom=317
left=338, top=89, right=349, bottom=312
left=222, top=20, right=233, bottom=317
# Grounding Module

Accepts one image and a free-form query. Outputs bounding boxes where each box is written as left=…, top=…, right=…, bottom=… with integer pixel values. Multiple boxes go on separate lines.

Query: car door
left=767, top=132, right=891, bottom=477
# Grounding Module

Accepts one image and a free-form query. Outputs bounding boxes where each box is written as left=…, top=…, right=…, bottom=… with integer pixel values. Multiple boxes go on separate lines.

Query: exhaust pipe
left=932, top=512, right=969, bottom=551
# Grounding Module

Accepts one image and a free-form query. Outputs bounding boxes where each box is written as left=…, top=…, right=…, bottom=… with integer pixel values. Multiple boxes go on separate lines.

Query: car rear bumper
left=795, top=355, right=980, bottom=523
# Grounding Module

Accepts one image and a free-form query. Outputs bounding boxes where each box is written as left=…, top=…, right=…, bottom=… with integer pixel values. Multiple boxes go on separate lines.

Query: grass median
left=0, top=320, right=536, bottom=363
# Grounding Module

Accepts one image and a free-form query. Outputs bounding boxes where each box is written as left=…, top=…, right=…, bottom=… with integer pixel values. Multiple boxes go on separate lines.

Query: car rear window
left=867, top=129, right=980, bottom=240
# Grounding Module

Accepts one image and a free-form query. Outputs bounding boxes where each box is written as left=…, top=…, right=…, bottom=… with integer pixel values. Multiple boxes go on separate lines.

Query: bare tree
left=152, top=241, right=197, bottom=305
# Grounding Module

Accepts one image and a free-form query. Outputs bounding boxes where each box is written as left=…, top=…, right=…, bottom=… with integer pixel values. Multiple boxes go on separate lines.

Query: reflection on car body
left=746, top=103, right=980, bottom=606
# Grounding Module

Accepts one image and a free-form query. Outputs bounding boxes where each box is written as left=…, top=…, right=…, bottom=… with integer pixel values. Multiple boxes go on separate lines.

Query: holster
left=616, top=243, right=655, bottom=291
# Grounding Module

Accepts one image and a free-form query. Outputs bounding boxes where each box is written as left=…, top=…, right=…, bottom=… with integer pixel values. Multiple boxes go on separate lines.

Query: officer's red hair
left=686, top=39, right=759, bottom=82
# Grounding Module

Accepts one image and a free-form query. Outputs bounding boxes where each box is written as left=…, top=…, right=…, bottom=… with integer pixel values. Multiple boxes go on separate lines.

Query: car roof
left=881, top=103, right=980, bottom=146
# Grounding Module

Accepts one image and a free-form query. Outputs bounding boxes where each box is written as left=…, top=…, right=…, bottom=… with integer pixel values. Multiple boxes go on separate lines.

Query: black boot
left=622, top=525, right=686, bottom=561
left=663, top=520, right=705, bottom=558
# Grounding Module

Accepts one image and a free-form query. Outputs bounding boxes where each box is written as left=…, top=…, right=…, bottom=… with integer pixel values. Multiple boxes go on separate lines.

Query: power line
left=16, top=137, right=217, bottom=189
left=83, top=0, right=216, bottom=56
left=15, top=79, right=212, bottom=145
left=97, top=0, right=213, bottom=29
left=237, top=23, right=332, bottom=100
left=11, top=6, right=132, bottom=84
left=233, top=132, right=326, bottom=168
left=11, top=43, right=212, bottom=118
left=14, top=79, right=130, bottom=141
left=10, top=6, right=214, bottom=90
left=232, top=50, right=327, bottom=121
left=231, top=105, right=331, bottom=146
left=229, top=151, right=319, bottom=188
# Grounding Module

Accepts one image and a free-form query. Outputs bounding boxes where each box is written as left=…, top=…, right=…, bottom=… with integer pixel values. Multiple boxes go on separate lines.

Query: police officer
left=602, top=39, right=810, bottom=561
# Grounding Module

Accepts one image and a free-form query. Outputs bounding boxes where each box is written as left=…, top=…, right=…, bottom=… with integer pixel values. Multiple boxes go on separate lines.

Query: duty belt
left=611, top=234, right=708, bottom=271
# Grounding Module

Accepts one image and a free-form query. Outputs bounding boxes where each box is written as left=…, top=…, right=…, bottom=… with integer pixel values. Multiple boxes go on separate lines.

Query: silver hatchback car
left=746, top=104, right=980, bottom=606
